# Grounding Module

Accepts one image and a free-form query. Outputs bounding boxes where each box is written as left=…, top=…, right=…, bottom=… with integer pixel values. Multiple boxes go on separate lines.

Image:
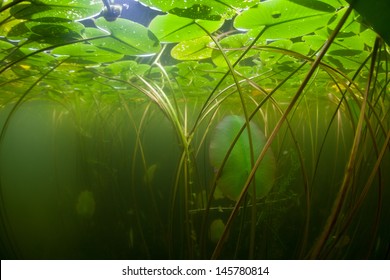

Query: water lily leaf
left=209, top=115, right=276, bottom=201
left=13, top=51, right=58, bottom=71
left=326, top=49, right=370, bottom=71
left=260, top=39, right=293, bottom=66
left=289, top=0, right=340, bottom=12
left=103, top=61, right=150, bottom=77
left=6, top=20, right=84, bottom=43
left=303, top=25, right=371, bottom=71
left=344, top=0, right=390, bottom=45
left=169, top=4, right=222, bottom=21
left=0, top=40, right=16, bottom=60
left=234, top=0, right=341, bottom=39
left=26, top=21, right=84, bottom=38
left=9, top=0, right=103, bottom=21
left=175, top=61, right=217, bottom=87
left=302, top=34, right=327, bottom=51
left=171, top=36, right=214, bottom=60
left=94, top=18, right=161, bottom=56
left=139, top=0, right=258, bottom=20
left=149, top=14, right=223, bottom=43
left=211, top=33, right=258, bottom=66
left=52, top=42, right=123, bottom=63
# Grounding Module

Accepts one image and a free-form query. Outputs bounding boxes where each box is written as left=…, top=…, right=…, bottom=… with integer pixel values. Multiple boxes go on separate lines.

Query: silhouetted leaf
left=345, top=0, right=390, bottom=45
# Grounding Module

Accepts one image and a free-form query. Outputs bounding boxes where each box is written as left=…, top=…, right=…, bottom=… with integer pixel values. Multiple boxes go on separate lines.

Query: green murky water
left=1, top=0, right=389, bottom=260
left=0, top=93, right=388, bottom=259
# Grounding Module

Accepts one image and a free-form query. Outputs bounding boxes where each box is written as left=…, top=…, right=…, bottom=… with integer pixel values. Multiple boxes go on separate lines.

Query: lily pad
left=209, top=115, right=276, bottom=201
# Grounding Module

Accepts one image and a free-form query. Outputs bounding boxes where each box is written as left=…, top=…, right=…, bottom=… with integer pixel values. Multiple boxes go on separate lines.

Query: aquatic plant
left=209, top=115, right=276, bottom=201
left=0, top=0, right=389, bottom=259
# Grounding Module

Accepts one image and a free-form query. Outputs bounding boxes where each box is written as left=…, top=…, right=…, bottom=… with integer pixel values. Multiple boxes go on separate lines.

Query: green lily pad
left=94, top=18, right=161, bottom=56
left=52, top=42, right=124, bottom=63
left=139, top=0, right=258, bottom=20
left=9, top=0, right=103, bottom=21
left=209, top=115, right=276, bottom=201
left=149, top=14, right=223, bottom=43
left=171, top=36, right=214, bottom=60
left=234, top=0, right=339, bottom=39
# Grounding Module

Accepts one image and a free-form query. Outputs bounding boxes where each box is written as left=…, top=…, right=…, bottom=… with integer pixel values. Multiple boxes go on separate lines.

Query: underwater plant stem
left=204, top=59, right=309, bottom=258
left=308, top=16, right=379, bottom=259
left=101, top=0, right=112, bottom=12
left=132, top=77, right=194, bottom=257
left=211, top=4, right=354, bottom=260
left=322, top=37, right=388, bottom=259
left=324, top=129, right=389, bottom=259
left=122, top=99, right=155, bottom=258
left=190, top=25, right=266, bottom=137
left=200, top=26, right=258, bottom=259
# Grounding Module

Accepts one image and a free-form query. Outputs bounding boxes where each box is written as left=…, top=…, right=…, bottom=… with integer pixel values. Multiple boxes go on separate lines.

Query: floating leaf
left=209, top=115, right=276, bottom=201
left=175, top=61, right=217, bottom=87
left=52, top=43, right=123, bottom=63
left=344, top=0, right=390, bottom=45
left=234, top=0, right=341, bottom=39
left=139, top=0, right=258, bottom=20
left=5, top=21, right=84, bottom=45
left=169, top=4, right=221, bottom=21
left=94, top=18, right=161, bottom=56
left=259, top=39, right=293, bottom=66
left=0, top=40, right=16, bottom=60
left=9, top=0, right=103, bottom=21
left=26, top=21, right=84, bottom=38
left=149, top=14, right=223, bottom=43
left=171, top=36, right=214, bottom=60
left=211, top=33, right=258, bottom=66
left=103, top=61, right=150, bottom=77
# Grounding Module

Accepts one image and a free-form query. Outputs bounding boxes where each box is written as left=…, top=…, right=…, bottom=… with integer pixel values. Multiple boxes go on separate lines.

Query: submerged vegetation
left=0, top=0, right=389, bottom=259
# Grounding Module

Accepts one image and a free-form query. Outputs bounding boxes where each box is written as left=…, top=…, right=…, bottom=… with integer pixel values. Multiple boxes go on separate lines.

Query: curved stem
left=212, top=4, right=354, bottom=260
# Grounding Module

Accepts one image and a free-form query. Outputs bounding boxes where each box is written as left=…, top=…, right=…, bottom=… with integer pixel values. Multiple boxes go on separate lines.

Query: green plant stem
left=196, top=22, right=260, bottom=259
left=211, top=4, right=354, bottom=260
left=307, top=14, right=379, bottom=260
left=316, top=37, right=390, bottom=260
